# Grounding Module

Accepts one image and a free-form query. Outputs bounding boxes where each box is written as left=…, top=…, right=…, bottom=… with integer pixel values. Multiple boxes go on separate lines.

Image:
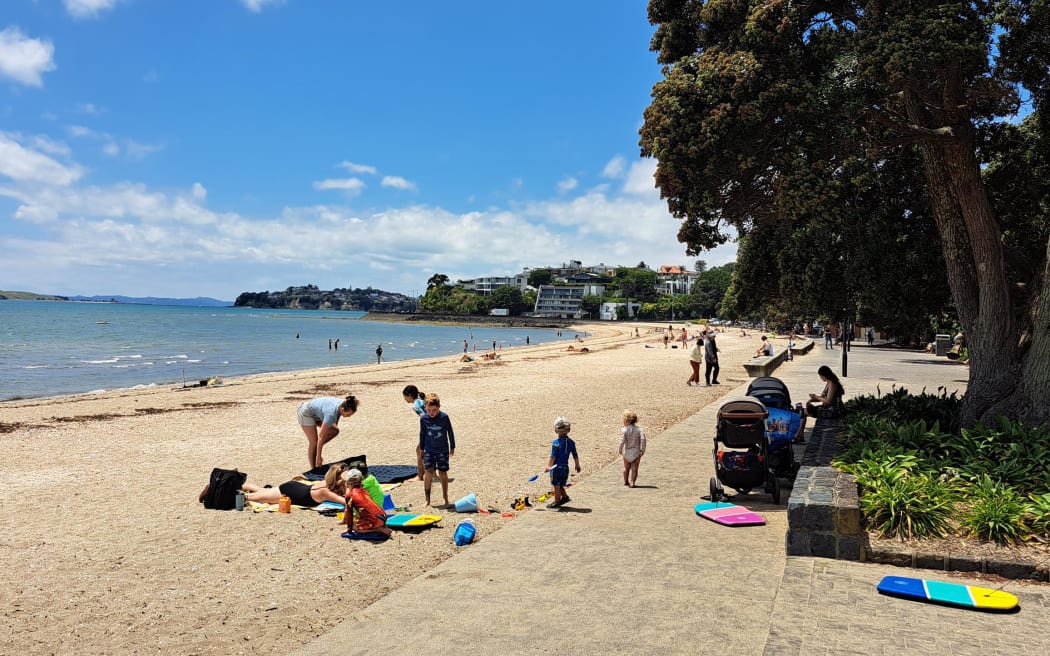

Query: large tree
left=640, top=0, right=1050, bottom=425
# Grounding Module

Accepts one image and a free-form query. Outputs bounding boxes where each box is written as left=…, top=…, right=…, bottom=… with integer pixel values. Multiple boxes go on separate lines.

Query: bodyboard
left=876, top=576, right=1018, bottom=611
left=386, top=513, right=442, bottom=529
left=694, top=502, right=766, bottom=526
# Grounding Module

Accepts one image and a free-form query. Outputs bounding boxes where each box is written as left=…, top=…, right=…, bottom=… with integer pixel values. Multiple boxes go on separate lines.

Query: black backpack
left=202, top=468, right=248, bottom=510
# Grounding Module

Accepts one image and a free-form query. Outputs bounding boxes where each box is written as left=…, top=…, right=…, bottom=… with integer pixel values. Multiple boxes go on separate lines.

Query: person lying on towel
left=343, top=468, right=392, bottom=538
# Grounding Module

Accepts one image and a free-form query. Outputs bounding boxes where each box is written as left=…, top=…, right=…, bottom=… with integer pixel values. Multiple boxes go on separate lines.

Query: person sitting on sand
left=343, top=468, right=391, bottom=537
left=240, top=463, right=349, bottom=508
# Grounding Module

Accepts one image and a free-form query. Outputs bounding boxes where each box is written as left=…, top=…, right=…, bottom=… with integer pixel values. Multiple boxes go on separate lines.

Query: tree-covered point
left=234, top=285, right=415, bottom=312
left=641, top=0, right=1050, bottom=426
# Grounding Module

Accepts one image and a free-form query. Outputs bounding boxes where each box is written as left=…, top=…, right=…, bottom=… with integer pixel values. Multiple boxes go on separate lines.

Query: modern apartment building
left=533, top=284, right=586, bottom=318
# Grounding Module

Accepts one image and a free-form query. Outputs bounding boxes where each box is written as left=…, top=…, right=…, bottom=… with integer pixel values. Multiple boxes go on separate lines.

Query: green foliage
left=527, top=269, right=553, bottom=288
left=961, top=477, right=1029, bottom=545
left=1023, top=493, right=1050, bottom=538
left=613, top=268, right=659, bottom=302
left=842, top=387, right=962, bottom=436
left=941, top=417, right=1050, bottom=495
left=859, top=472, right=955, bottom=540
left=488, top=286, right=528, bottom=316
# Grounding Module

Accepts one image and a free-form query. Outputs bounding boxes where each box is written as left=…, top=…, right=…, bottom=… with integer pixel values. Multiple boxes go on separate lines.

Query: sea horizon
left=0, top=301, right=567, bottom=402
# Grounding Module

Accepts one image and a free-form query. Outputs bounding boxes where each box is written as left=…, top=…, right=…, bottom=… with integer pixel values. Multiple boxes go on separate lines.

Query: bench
left=743, top=338, right=814, bottom=377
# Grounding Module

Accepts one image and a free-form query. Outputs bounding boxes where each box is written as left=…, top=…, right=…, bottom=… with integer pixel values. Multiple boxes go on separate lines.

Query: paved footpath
left=293, top=340, right=1049, bottom=656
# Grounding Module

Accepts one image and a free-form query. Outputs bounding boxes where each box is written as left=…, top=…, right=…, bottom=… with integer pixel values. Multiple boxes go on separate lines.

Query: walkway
left=293, top=341, right=1049, bottom=656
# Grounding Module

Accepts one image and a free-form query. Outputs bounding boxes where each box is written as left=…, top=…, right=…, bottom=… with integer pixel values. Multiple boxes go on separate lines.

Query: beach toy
left=454, top=492, right=478, bottom=513
left=453, top=520, right=476, bottom=546
left=382, top=493, right=397, bottom=513
left=527, top=471, right=544, bottom=482
left=278, top=495, right=292, bottom=513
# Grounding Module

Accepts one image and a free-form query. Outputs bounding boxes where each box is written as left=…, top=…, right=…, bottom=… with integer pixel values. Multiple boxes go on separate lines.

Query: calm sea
left=0, top=301, right=565, bottom=401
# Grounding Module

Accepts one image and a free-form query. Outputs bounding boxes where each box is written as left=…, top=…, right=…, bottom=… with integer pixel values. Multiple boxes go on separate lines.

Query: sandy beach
left=0, top=322, right=758, bottom=655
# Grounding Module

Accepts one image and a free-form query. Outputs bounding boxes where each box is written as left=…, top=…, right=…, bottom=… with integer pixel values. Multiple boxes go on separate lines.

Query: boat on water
left=95, top=320, right=110, bottom=325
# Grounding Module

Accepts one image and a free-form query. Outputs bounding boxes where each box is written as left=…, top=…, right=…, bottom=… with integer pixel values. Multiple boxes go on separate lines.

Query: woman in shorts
left=297, top=395, right=359, bottom=469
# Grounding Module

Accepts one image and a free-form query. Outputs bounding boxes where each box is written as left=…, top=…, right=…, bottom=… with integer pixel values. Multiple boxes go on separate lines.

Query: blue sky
left=0, top=0, right=736, bottom=300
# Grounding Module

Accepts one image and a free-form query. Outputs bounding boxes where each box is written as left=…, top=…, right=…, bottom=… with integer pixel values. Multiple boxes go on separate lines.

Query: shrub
left=859, top=472, right=956, bottom=540
left=1023, top=493, right=1050, bottom=540
left=960, top=477, right=1029, bottom=545
left=842, top=386, right=962, bottom=435
left=943, top=417, right=1050, bottom=495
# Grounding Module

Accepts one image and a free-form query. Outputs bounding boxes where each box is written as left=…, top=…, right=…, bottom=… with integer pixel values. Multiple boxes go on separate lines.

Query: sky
left=0, top=0, right=737, bottom=300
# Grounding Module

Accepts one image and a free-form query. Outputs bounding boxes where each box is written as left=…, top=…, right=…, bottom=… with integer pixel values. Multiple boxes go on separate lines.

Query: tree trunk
left=904, top=87, right=1023, bottom=424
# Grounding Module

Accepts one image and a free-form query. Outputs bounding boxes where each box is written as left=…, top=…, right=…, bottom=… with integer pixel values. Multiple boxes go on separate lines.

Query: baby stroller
left=709, top=397, right=782, bottom=504
left=746, top=376, right=792, bottom=410
left=746, top=377, right=801, bottom=481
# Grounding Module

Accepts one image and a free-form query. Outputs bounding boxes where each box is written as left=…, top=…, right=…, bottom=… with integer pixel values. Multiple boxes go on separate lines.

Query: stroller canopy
left=717, top=396, right=769, bottom=418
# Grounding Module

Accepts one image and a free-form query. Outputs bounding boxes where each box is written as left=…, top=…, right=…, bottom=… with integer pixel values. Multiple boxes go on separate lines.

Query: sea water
left=0, top=301, right=565, bottom=401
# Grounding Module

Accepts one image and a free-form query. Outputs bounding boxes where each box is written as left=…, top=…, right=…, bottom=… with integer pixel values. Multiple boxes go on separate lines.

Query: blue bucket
left=453, top=520, right=476, bottom=546
left=454, top=492, right=478, bottom=513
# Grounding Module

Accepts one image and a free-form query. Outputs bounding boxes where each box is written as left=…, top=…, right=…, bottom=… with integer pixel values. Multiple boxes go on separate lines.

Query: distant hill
left=0, top=290, right=69, bottom=301
left=66, top=295, right=233, bottom=307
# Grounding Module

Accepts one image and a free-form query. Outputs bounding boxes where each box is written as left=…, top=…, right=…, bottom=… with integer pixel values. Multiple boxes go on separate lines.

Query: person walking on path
left=704, top=331, right=720, bottom=385
left=824, top=327, right=832, bottom=349
left=686, top=336, right=703, bottom=386
left=296, top=395, right=359, bottom=469
left=618, top=410, right=646, bottom=487
left=544, top=416, right=580, bottom=508
left=375, top=344, right=383, bottom=364
left=419, top=393, right=456, bottom=507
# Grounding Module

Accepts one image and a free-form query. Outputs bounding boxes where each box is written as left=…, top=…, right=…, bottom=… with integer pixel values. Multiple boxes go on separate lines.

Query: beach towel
left=367, top=465, right=419, bottom=484
left=301, top=454, right=367, bottom=481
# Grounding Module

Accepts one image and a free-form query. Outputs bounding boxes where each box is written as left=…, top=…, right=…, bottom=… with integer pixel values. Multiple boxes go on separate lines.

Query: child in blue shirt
left=419, top=393, right=455, bottom=507
left=403, top=385, right=426, bottom=480
left=544, top=416, right=580, bottom=508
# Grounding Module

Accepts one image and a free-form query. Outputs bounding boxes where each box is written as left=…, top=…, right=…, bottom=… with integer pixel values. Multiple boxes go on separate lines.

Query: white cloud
left=337, top=160, right=377, bottom=175
left=556, top=177, right=578, bottom=193
left=0, top=137, right=731, bottom=298
left=313, top=177, right=366, bottom=194
left=381, top=175, right=417, bottom=191
left=623, top=158, right=658, bottom=195
left=241, top=0, right=286, bottom=13
left=32, top=135, right=71, bottom=157
left=0, top=27, right=56, bottom=87
left=68, top=124, right=107, bottom=139
left=78, top=102, right=102, bottom=115
left=64, top=0, right=122, bottom=19
left=602, top=155, right=627, bottom=178
left=125, top=140, right=163, bottom=159
left=0, top=132, right=82, bottom=186
left=102, top=142, right=120, bottom=157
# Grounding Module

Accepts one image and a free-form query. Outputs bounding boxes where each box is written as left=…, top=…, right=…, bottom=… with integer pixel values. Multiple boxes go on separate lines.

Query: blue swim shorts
left=423, top=451, right=450, bottom=472
left=549, top=465, right=569, bottom=487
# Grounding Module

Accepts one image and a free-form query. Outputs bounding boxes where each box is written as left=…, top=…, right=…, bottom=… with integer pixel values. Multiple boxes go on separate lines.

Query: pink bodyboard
left=695, top=503, right=766, bottom=526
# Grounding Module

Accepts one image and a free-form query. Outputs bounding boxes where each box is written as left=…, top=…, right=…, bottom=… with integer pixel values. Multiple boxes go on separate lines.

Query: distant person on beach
left=375, top=344, right=383, bottom=364
left=463, top=339, right=468, bottom=353
left=403, top=384, right=426, bottom=480
left=705, top=331, right=720, bottom=385
left=342, top=468, right=391, bottom=538
left=328, top=339, right=332, bottom=350
left=297, top=395, right=359, bottom=469
left=687, top=336, right=703, bottom=386
left=544, top=416, right=580, bottom=508
left=619, top=410, right=645, bottom=487
left=334, top=338, right=339, bottom=350
left=419, top=393, right=455, bottom=507
left=239, top=462, right=348, bottom=508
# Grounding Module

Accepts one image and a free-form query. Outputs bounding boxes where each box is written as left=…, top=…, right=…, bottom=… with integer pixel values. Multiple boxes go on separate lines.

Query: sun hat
left=554, top=416, right=571, bottom=430
left=344, top=468, right=363, bottom=481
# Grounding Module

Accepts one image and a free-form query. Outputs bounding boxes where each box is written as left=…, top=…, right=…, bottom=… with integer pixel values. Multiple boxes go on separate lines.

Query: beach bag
left=202, top=468, right=247, bottom=510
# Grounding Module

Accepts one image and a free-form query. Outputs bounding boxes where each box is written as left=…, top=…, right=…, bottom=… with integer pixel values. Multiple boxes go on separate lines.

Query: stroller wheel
left=735, top=487, right=751, bottom=496
left=709, top=477, right=724, bottom=502
left=770, top=475, right=782, bottom=504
